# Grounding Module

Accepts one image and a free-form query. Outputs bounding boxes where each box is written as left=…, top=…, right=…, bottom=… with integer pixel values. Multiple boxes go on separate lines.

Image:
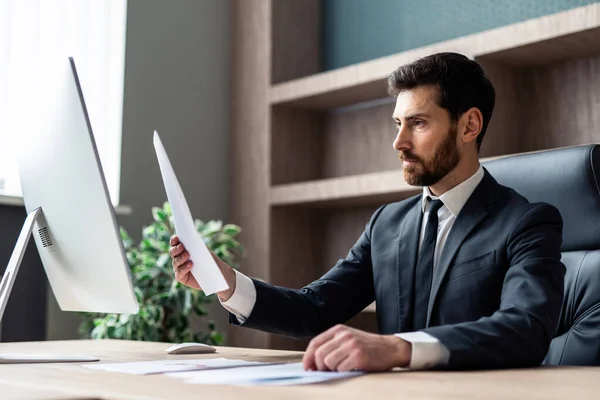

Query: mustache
left=398, top=151, right=422, bottom=163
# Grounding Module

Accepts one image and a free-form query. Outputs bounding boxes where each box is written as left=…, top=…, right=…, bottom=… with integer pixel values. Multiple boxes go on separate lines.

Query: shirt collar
left=421, top=165, right=485, bottom=217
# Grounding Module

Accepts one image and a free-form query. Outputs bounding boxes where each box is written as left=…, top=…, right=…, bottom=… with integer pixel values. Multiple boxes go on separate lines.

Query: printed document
left=167, top=362, right=363, bottom=386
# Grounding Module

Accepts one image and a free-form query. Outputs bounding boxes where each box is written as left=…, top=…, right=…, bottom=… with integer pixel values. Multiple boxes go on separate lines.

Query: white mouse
left=165, top=342, right=217, bottom=355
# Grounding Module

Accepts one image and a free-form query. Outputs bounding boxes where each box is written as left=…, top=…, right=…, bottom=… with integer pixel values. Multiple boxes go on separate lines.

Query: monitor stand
left=0, top=207, right=99, bottom=364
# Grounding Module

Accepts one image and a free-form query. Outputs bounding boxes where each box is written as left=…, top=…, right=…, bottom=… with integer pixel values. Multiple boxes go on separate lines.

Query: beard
left=398, top=125, right=461, bottom=187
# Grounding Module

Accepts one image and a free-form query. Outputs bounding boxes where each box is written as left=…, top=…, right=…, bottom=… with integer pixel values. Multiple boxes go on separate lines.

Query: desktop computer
left=0, top=57, right=139, bottom=363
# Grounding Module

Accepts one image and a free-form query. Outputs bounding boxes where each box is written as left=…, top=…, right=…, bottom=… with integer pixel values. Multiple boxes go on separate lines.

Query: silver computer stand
left=0, top=207, right=98, bottom=364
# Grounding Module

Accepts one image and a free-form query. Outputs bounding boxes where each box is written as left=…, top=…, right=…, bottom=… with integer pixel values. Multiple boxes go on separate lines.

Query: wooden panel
left=271, top=107, right=324, bottom=185
left=229, top=0, right=272, bottom=349
left=269, top=207, right=323, bottom=351
left=321, top=207, right=380, bottom=326
left=519, top=55, right=600, bottom=152
left=476, top=59, right=524, bottom=157
left=320, top=207, right=379, bottom=277
left=322, top=100, right=399, bottom=178
left=269, top=206, right=379, bottom=350
left=270, top=4, right=600, bottom=110
left=270, top=208, right=323, bottom=288
left=271, top=0, right=321, bottom=84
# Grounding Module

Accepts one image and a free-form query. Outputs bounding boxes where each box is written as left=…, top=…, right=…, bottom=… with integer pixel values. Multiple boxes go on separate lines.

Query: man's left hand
left=302, top=324, right=412, bottom=372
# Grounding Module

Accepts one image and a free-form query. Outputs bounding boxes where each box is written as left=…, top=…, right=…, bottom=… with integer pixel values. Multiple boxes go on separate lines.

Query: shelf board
left=269, top=155, right=512, bottom=208
left=270, top=170, right=419, bottom=208
left=270, top=3, right=600, bottom=110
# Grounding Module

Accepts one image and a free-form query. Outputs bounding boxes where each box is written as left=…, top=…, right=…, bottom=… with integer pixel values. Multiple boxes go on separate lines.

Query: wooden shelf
left=270, top=3, right=600, bottom=110
left=270, top=170, right=418, bottom=208
left=270, top=155, right=511, bottom=207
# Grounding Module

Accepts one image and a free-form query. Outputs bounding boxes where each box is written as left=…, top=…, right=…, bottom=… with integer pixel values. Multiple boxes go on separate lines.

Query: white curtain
left=0, top=0, right=127, bottom=205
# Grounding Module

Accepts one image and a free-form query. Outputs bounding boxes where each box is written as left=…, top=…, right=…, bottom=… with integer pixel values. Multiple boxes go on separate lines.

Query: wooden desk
left=0, top=340, right=598, bottom=400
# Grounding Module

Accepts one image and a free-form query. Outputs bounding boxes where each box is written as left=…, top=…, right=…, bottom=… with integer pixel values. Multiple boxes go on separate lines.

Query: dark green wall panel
left=322, top=0, right=598, bottom=70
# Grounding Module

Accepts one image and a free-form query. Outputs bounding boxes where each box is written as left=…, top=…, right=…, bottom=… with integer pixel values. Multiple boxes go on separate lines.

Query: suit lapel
left=396, top=197, right=423, bottom=332
left=426, top=170, right=498, bottom=326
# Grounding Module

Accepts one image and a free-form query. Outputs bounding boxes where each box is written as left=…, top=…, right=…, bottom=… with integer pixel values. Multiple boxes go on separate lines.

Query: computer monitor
left=0, top=57, right=138, bottom=363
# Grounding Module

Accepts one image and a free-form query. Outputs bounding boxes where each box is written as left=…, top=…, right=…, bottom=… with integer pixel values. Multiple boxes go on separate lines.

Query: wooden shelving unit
left=230, top=1, right=600, bottom=351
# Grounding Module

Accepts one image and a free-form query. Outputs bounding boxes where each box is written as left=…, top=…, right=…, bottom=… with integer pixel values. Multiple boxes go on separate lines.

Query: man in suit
left=170, top=52, right=565, bottom=371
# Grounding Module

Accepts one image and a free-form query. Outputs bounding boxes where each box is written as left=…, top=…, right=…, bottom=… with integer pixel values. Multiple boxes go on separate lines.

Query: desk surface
left=0, top=339, right=598, bottom=400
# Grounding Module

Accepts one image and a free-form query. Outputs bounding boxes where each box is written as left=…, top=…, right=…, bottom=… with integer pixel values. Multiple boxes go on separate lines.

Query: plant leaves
left=163, top=201, right=172, bottom=216
left=152, top=207, right=167, bottom=223
left=223, top=224, right=241, bottom=236
left=79, top=203, right=245, bottom=345
left=156, top=253, right=171, bottom=268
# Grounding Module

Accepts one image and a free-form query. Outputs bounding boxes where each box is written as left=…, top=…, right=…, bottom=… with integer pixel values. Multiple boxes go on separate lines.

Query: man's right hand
left=169, top=235, right=237, bottom=301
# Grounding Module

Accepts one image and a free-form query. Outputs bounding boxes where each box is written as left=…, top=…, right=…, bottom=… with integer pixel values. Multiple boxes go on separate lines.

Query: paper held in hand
left=153, top=131, right=229, bottom=295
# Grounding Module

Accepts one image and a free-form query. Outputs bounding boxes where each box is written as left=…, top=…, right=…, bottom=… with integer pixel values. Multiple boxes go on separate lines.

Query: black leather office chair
left=484, top=144, right=600, bottom=366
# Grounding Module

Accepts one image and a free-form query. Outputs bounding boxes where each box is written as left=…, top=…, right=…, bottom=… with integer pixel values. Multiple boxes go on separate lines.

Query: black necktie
left=413, top=198, right=444, bottom=330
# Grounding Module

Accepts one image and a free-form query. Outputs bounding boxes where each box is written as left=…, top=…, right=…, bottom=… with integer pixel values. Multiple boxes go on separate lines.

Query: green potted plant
left=78, top=202, right=243, bottom=345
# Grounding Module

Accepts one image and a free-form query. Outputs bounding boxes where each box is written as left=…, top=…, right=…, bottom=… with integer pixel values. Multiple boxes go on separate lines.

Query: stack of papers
left=83, top=358, right=266, bottom=375
left=167, top=362, right=363, bottom=386
left=84, top=358, right=362, bottom=386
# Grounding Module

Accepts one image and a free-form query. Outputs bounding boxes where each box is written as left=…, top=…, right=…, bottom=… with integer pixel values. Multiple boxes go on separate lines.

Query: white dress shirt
left=221, top=165, right=485, bottom=370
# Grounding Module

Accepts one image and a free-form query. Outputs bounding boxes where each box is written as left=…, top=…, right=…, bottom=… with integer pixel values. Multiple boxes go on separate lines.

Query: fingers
left=170, top=235, right=179, bottom=246
left=323, top=341, right=353, bottom=371
left=169, top=243, right=185, bottom=258
left=316, top=334, right=350, bottom=371
left=175, top=260, right=193, bottom=283
left=336, top=351, right=362, bottom=372
left=172, top=251, right=190, bottom=269
left=303, top=325, right=345, bottom=371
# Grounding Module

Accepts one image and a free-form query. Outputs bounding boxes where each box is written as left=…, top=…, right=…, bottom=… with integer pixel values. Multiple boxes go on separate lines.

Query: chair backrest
left=484, top=144, right=600, bottom=366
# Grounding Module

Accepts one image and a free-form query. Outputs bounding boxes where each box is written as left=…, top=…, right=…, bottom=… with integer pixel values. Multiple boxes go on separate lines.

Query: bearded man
left=170, top=52, right=565, bottom=372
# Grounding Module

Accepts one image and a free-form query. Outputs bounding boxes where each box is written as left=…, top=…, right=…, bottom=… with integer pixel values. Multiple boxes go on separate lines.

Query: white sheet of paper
left=167, top=362, right=362, bottom=386
left=83, top=357, right=265, bottom=375
left=153, top=131, right=229, bottom=295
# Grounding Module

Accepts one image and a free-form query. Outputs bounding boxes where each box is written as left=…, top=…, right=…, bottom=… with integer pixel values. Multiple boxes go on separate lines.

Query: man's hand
left=302, top=324, right=411, bottom=372
left=169, top=235, right=237, bottom=301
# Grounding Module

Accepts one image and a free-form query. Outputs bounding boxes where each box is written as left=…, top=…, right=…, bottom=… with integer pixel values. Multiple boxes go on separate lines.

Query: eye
left=413, top=119, right=424, bottom=127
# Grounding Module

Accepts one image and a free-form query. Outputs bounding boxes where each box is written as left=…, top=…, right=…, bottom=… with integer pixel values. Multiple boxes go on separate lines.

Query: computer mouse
left=165, top=342, right=217, bottom=355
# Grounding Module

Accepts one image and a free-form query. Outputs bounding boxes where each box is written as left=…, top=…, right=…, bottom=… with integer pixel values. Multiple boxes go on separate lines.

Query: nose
left=393, top=124, right=412, bottom=152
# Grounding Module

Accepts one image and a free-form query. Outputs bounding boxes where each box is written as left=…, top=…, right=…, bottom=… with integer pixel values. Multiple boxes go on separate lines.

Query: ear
left=459, top=107, right=483, bottom=145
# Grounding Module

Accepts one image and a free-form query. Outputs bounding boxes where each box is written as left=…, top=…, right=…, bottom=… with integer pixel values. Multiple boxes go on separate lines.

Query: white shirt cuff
left=394, top=331, right=450, bottom=369
left=219, top=269, right=257, bottom=323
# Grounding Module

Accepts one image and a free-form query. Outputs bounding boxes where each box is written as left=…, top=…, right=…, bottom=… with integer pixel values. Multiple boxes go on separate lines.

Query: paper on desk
left=167, top=362, right=363, bottom=386
left=83, top=357, right=266, bottom=375
left=153, top=131, right=229, bottom=295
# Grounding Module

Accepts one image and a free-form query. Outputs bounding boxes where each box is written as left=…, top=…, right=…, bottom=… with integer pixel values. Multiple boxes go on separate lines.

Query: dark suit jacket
left=231, top=169, right=566, bottom=369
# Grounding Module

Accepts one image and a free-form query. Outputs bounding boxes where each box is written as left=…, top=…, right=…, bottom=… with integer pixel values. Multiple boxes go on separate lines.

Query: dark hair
left=387, top=52, right=495, bottom=151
